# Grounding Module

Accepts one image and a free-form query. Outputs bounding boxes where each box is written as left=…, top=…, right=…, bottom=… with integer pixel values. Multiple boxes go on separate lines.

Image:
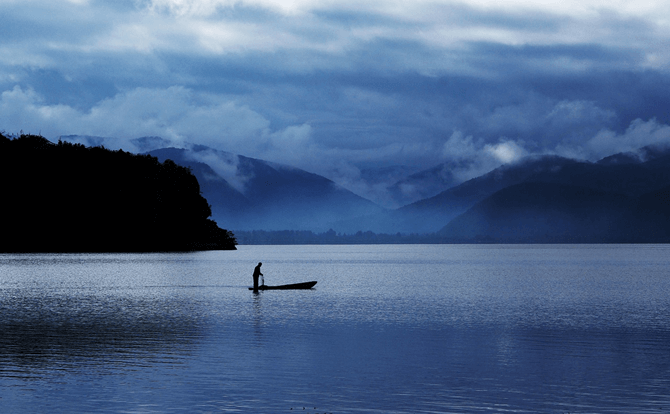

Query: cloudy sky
left=2, top=0, right=670, bottom=197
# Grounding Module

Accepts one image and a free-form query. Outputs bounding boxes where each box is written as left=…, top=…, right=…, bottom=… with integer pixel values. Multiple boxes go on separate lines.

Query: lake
left=1, top=244, right=669, bottom=413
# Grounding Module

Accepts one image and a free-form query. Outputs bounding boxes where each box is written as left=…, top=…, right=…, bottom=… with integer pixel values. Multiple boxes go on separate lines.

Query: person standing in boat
left=252, top=262, right=263, bottom=291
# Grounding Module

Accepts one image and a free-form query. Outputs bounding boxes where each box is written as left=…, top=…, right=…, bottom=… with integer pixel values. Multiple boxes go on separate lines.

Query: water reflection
left=0, top=291, right=203, bottom=379
left=251, top=290, right=265, bottom=347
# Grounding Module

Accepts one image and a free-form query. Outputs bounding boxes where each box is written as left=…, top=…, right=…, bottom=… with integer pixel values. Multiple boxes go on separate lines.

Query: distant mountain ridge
left=438, top=182, right=636, bottom=242
left=430, top=143, right=670, bottom=242
left=385, top=160, right=467, bottom=207
left=58, top=134, right=388, bottom=232
left=334, top=144, right=670, bottom=235
left=147, top=146, right=386, bottom=232
left=57, top=134, right=670, bottom=242
left=340, top=155, right=585, bottom=233
left=437, top=181, right=670, bottom=243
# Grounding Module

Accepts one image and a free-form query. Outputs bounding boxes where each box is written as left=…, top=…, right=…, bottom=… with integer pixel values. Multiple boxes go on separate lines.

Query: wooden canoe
left=249, top=281, right=317, bottom=290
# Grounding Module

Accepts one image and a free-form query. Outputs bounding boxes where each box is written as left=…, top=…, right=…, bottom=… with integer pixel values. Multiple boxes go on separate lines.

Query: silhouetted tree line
left=0, top=133, right=236, bottom=252
left=233, top=229, right=461, bottom=245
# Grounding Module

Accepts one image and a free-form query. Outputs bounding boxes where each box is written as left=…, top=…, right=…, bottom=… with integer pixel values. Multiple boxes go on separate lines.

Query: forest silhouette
left=0, top=133, right=236, bottom=252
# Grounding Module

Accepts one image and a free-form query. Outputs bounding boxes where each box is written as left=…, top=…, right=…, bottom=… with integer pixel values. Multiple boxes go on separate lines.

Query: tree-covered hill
left=0, top=133, right=236, bottom=252
left=437, top=181, right=670, bottom=243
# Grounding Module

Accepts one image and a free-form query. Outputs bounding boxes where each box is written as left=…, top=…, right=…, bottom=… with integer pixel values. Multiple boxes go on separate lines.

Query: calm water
left=1, top=245, right=669, bottom=413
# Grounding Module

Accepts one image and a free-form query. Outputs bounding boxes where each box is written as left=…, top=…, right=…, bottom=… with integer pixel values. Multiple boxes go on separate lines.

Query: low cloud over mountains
left=57, top=135, right=670, bottom=243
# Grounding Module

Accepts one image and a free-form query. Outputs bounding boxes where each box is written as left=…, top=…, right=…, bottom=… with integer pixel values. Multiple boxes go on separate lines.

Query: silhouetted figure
left=252, top=262, right=263, bottom=291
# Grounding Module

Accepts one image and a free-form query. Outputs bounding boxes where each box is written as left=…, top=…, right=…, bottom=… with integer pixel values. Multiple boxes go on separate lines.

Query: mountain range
left=347, top=146, right=670, bottom=236
left=436, top=181, right=670, bottom=243
left=58, top=135, right=670, bottom=242
left=147, top=146, right=385, bottom=232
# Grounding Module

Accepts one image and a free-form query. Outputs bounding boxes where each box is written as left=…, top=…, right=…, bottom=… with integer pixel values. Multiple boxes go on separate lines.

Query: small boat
left=249, top=281, right=317, bottom=290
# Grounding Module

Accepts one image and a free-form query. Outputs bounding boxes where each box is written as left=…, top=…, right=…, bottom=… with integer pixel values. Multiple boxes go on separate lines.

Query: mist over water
left=1, top=245, right=669, bottom=413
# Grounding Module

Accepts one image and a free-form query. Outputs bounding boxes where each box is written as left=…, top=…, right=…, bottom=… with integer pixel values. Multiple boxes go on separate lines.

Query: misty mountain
left=596, top=143, right=670, bottom=166
left=343, top=155, right=585, bottom=233
left=58, top=134, right=670, bottom=239
left=385, top=160, right=469, bottom=207
left=431, top=144, right=670, bottom=242
left=148, top=146, right=385, bottom=232
left=356, top=165, right=421, bottom=208
left=343, top=145, right=670, bottom=234
left=437, top=181, right=670, bottom=243
left=398, top=156, right=581, bottom=230
left=360, top=165, right=420, bottom=187
left=437, top=182, right=636, bottom=242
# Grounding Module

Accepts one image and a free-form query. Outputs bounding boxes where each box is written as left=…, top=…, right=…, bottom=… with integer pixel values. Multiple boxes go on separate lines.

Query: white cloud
left=145, top=0, right=670, bottom=22
left=0, top=85, right=279, bottom=152
left=2, top=0, right=669, bottom=81
left=484, top=140, right=528, bottom=163
left=546, top=100, right=616, bottom=127
left=186, top=148, right=255, bottom=193
left=441, top=130, right=530, bottom=182
left=442, top=130, right=479, bottom=159
left=86, top=0, right=664, bottom=76
left=585, top=118, right=670, bottom=159
left=480, top=98, right=616, bottom=138
left=442, top=130, right=527, bottom=165
left=0, top=86, right=80, bottom=135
